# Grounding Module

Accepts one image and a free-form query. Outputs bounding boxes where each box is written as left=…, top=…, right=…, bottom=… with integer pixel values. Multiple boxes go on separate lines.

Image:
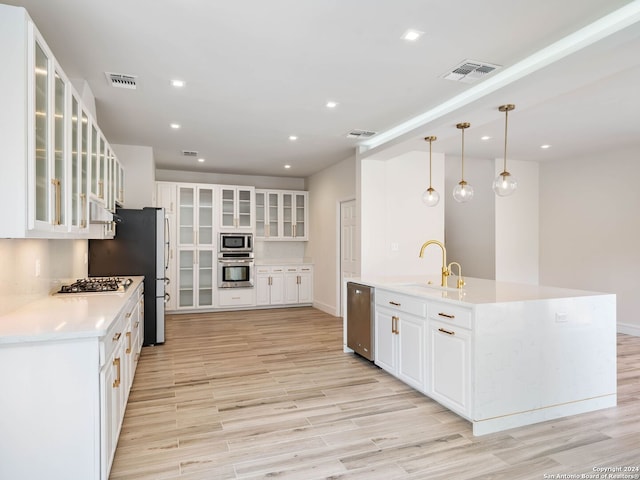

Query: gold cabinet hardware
left=113, top=357, right=121, bottom=387
left=134, top=321, right=139, bottom=328
left=126, top=331, right=132, bottom=354
left=112, top=332, right=121, bottom=342
left=125, top=312, right=132, bottom=318
left=438, top=312, right=455, bottom=319
left=438, top=327, right=455, bottom=336
left=391, top=315, right=399, bottom=334
left=80, top=193, right=87, bottom=228
left=51, top=179, right=61, bottom=225
left=389, top=301, right=401, bottom=307
left=98, top=180, right=104, bottom=199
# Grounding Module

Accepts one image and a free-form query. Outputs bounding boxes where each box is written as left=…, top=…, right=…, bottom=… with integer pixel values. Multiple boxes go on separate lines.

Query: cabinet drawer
left=218, top=288, right=256, bottom=307
left=376, top=289, right=427, bottom=317
left=429, top=302, right=472, bottom=329
left=100, top=313, right=126, bottom=367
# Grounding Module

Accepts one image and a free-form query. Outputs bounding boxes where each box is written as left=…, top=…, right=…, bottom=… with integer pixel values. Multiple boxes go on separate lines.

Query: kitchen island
left=344, top=275, right=617, bottom=435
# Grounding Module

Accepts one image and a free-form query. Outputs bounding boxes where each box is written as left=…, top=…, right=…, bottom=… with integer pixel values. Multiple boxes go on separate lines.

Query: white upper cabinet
left=0, top=5, right=122, bottom=239
left=219, top=186, right=254, bottom=231
left=255, top=190, right=309, bottom=241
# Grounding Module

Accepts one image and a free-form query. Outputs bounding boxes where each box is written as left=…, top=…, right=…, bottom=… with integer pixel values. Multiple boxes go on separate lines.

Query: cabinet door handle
left=98, top=180, right=104, bottom=199
left=126, top=331, right=132, bottom=354
left=80, top=193, right=87, bottom=228
left=438, top=312, right=455, bottom=319
left=51, top=179, right=61, bottom=225
left=112, top=332, right=121, bottom=342
left=438, top=327, right=455, bottom=336
left=391, top=315, right=399, bottom=334
left=389, top=301, right=401, bottom=307
left=113, top=357, right=121, bottom=387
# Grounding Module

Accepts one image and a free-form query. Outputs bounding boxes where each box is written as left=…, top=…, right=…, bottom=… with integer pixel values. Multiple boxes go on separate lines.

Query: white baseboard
left=618, top=322, right=640, bottom=336
left=313, top=300, right=339, bottom=317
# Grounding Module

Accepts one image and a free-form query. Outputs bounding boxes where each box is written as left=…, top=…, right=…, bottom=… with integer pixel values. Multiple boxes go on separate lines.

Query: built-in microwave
left=219, top=233, right=252, bottom=252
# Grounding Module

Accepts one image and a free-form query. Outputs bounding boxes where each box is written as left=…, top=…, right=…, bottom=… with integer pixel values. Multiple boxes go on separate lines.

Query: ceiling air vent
left=441, top=60, right=501, bottom=84
left=346, top=129, right=377, bottom=139
left=105, top=72, right=138, bottom=89
left=182, top=150, right=198, bottom=157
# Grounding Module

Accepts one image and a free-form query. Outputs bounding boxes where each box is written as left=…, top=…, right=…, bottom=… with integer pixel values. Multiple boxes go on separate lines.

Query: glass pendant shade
left=453, top=181, right=474, bottom=203
left=493, top=171, right=518, bottom=196
left=422, top=187, right=440, bottom=206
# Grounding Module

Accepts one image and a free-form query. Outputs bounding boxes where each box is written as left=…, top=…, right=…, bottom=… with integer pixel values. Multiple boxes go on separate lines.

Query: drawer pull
left=389, top=301, right=401, bottom=307
left=112, top=332, right=122, bottom=342
left=438, top=312, right=455, bottom=319
left=438, top=328, right=455, bottom=336
left=113, top=357, right=121, bottom=387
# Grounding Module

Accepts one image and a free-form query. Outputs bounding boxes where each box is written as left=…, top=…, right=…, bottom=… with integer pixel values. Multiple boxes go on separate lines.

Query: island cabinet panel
left=374, top=290, right=427, bottom=393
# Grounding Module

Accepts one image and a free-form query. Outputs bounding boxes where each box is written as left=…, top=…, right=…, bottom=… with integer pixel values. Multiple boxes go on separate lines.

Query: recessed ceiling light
left=540, top=144, right=552, bottom=149
left=170, top=123, right=181, bottom=129
left=402, top=29, right=424, bottom=41
left=284, top=164, right=291, bottom=169
left=171, top=79, right=185, bottom=88
left=481, top=135, right=491, bottom=140
left=289, top=135, right=298, bottom=141
left=197, top=158, right=205, bottom=163
left=326, top=101, right=338, bottom=109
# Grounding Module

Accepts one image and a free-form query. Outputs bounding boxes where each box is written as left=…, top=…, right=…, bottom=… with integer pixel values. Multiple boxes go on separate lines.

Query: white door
left=339, top=199, right=359, bottom=316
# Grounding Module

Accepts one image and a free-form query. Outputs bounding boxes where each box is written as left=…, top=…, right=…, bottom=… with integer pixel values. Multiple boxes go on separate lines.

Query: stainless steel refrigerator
left=88, top=207, right=168, bottom=345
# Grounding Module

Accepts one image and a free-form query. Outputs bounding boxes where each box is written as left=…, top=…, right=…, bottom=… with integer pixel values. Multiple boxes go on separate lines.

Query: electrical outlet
left=35, top=259, right=41, bottom=277
left=555, top=312, right=568, bottom=323
left=391, top=242, right=399, bottom=252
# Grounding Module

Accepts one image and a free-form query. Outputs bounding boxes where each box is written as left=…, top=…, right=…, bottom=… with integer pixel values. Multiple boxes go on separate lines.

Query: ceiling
left=5, top=0, right=640, bottom=177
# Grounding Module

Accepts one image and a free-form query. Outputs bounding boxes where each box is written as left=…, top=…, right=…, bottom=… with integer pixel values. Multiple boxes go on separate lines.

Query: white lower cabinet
left=256, top=266, right=285, bottom=305
left=283, top=265, right=313, bottom=304
left=0, top=280, right=144, bottom=480
left=429, top=319, right=471, bottom=416
left=373, top=289, right=471, bottom=414
left=256, top=265, right=313, bottom=306
left=374, top=291, right=427, bottom=393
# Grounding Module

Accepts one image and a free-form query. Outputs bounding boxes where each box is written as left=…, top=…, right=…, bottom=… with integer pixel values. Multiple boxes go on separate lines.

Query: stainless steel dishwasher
left=347, top=282, right=375, bottom=361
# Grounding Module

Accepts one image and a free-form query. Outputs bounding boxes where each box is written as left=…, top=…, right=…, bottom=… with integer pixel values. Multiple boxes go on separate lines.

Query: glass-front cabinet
left=0, top=5, right=124, bottom=238
left=176, top=185, right=215, bottom=309
left=219, top=186, right=254, bottom=231
left=255, top=190, right=308, bottom=240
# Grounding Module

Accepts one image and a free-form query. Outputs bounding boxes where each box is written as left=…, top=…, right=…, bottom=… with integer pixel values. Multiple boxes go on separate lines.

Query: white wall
left=539, top=146, right=640, bottom=334
left=306, top=156, right=356, bottom=316
left=361, top=150, right=445, bottom=278
left=445, top=156, right=496, bottom=279
left=495, top=159, right=539, bottom=284
left=0, top=239, right=87, bottom=315
left=112, top=144, right=155, bottom=208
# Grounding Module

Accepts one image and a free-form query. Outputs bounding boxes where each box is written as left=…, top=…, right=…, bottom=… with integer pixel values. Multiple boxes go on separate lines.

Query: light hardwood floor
left=110, top=307, right=640, bottom=480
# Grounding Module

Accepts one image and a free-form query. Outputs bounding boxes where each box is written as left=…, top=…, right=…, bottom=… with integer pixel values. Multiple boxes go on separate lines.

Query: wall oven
left=218, top=233, right=254, bottom=288
left=218, top=253, right=254, bottom=288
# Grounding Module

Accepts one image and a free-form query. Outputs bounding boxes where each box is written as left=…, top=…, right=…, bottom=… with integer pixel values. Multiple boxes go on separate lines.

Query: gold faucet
left=448, top=261, right=465, bottom=289
left=418, top=240, right=450, bottom=287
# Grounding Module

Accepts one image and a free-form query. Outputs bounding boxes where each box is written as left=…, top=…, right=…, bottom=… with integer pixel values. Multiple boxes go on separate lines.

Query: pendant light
left=421, top=136, right=440, bottom=207
left=453, top=122, right=474, bottom=203
left=493, top=104, right=518, bottom=196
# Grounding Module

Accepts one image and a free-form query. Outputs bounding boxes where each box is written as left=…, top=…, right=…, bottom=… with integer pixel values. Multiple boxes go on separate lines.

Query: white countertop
left=254, top=258, right=313, bottom=266
left=0, top=276, right=144, bottom=345
left=350, top=275, right=611, bottom=306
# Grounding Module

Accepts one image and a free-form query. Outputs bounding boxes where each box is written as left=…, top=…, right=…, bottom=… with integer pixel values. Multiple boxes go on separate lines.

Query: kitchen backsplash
left=0, top=239, right=87, bottom=315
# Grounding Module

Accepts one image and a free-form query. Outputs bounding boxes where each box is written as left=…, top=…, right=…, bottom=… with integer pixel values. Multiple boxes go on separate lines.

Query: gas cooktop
left=57, top=277, right=133, bottom=294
